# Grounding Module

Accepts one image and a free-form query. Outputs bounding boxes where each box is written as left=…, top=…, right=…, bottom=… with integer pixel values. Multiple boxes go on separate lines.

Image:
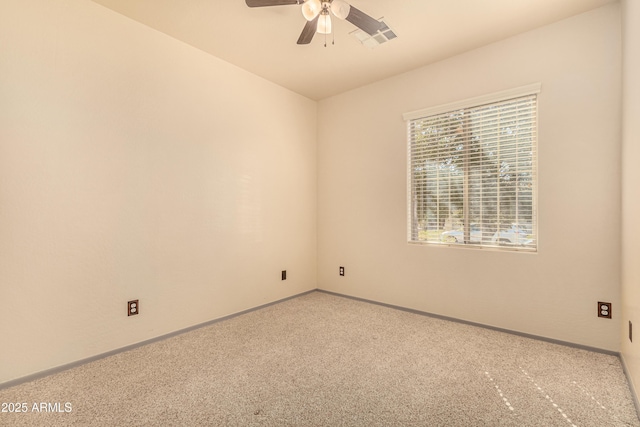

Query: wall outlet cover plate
left=128, top=300, right=139, bottom=316
left=597, top=301, right=611, bottom=319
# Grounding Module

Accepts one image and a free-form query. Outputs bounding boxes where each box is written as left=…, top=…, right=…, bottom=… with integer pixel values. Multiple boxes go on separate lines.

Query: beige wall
left=0, top=0, right=631, bottom=389
left=0, top=0, right=317, bottom=384
left=317, top=4, right=622, bottom=351
left=622, top=0, right=640, bottom=403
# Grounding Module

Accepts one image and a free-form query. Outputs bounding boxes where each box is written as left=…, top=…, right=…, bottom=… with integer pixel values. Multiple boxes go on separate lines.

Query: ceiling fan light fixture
left=330, top=0, right=350, bottom=20
left=317, top=12, right=332, bottom=34
left=246, top=0, right=382, bottom=46
left=301, top=0, right=322, bottom=21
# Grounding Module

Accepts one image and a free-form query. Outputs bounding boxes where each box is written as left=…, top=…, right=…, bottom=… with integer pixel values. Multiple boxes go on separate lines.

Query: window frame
left=404, top=84, right=540, bottom=252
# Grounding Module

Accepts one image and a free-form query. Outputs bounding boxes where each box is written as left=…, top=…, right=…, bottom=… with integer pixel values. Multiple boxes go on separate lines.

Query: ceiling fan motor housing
left=302, top=0, right=350, bottom=21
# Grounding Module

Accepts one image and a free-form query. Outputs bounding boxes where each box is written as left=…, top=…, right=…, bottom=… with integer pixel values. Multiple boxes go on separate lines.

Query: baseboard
left=318, top=289, right=640, bottom=421
left=620, top=353, right=640, bottom=420
left=316, top=289, right=620, bottom=357
left=0, top=289, right=316, bottom=390
left=2, top=287, right=630, bottom=397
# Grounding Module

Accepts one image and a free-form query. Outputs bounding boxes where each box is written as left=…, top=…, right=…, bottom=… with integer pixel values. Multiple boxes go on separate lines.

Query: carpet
left=0, top=291, right=637, bottom=426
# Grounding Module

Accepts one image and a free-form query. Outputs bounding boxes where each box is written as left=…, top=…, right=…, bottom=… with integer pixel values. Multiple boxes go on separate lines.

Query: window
left=404, top=85, right=539, bottom=251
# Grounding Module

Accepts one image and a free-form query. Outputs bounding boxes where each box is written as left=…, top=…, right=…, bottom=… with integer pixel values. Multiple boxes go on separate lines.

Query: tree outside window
left=408, top=93, right=537, bottom=251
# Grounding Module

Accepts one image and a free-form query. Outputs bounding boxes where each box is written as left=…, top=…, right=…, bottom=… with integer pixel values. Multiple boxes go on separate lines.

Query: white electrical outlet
left=128, top=300, right=139, bottom=316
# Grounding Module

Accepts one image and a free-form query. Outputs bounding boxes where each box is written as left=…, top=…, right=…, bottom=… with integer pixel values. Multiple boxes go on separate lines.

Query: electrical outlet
left=597, top=302, right=611, bottom=319
left=128, top=300, right=139, bottom=316
left=281, top=270, right=286, bottom=280
left=630, top=321, right=633, bottom=343
left=339, top=266, right=345, bottom=276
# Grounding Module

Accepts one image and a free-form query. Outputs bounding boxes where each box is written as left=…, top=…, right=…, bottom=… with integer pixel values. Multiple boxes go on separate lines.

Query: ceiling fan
left=245, top=0, right=383, bottom=45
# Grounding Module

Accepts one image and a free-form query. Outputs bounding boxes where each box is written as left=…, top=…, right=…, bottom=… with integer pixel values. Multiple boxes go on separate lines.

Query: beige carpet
left=1, top=291, right=638, bottom=426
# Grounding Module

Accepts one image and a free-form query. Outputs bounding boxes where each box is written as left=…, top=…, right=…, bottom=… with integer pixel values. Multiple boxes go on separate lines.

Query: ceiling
left=89, top=0, right=616, bottom=100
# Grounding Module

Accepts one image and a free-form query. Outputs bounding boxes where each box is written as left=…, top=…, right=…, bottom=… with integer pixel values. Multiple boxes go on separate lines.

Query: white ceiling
left=89, top=0, right=616, bottom=100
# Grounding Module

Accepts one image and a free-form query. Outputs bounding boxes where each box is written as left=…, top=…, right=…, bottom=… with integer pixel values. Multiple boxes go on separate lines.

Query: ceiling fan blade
left=297, top=15, right=319, bottom=44
left=245, top=0, right=299, bottom=7
left=345, top=6, right=382, bottom=35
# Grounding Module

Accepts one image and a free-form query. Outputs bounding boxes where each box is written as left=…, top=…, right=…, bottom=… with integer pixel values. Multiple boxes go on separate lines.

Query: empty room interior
left=1, top=0, right=640, bottom=425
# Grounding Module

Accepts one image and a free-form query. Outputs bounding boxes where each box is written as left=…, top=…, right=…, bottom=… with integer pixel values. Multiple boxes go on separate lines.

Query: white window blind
left=406, top=88, right=538, bottom=251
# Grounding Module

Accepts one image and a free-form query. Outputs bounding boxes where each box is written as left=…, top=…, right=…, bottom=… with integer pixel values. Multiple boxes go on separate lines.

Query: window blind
left=407, top=92, right=538, bottom=251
